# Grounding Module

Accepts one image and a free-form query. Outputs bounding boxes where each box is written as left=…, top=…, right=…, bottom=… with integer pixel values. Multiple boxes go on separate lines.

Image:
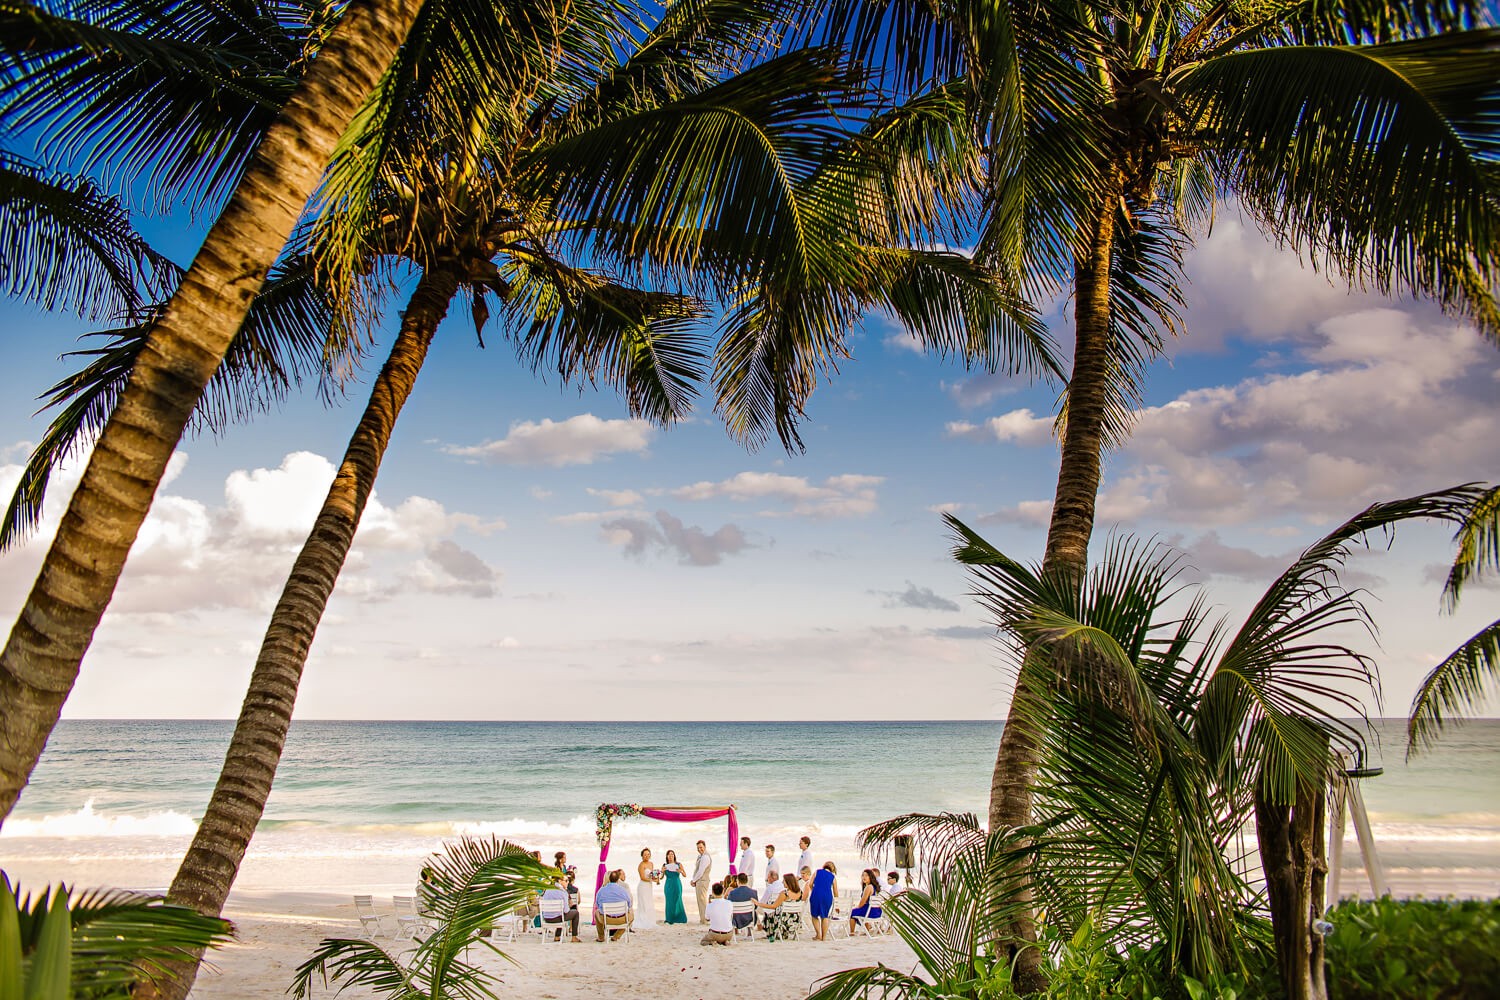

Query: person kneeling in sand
left=700, top=882, right=733, bottom=946
left=594, top=869, right=634, bottom=941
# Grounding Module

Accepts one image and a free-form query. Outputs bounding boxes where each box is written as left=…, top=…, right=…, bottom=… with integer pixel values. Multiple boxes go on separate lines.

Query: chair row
left=354, top=894, right=433, bottom=940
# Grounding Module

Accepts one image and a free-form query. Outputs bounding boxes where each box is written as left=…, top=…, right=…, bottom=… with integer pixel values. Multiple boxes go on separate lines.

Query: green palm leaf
left=1408, top=619, right=1500, bottom=753
left=1179, top=30, right=1500, bottom=338
left=0, top=151, right=179, bottom=317
left=1441, top=483, right=1500, bottom=610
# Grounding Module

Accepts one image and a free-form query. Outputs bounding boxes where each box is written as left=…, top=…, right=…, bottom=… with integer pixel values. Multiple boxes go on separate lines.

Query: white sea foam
left=0, top=799, right=197, bottom=839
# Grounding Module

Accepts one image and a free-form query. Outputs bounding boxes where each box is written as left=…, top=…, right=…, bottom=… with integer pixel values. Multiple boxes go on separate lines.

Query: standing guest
left=662, top=849, right=688, bottom=925
left=700, top=882, right=734, bottom=946
left=764, top=844, right=781, bottom=883
left=690, top=839, right=713, bottom=924
left=554, top=851, right=568, bottom=871
left=727, top=873, right=758, bottom=933
left=847, top=869, right=882, bottom=935
left=757, top=873, right=804, bottom=942
left=593, top=869, right=634, bottom=941
left=797, top=836, right=813, bottom=879
left=540, top=876, right=580, bottom=942
left=736, top=835, right=756, bottom=881
left=808, top=862, right=837, bottom=941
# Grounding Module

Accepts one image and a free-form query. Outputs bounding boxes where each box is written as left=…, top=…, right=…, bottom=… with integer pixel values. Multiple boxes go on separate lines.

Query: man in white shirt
left=764, top=844, right=781, bottom=883
left=736, top=835, right=755, bottom=881
left=690, top=840, right=713, bottom=923
left=797, top=836, right=813, bottom=878
left=700, top=882, right=734, bottom=945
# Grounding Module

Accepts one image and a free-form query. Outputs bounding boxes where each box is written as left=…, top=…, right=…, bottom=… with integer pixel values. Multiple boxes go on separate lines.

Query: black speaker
left=893, top=834, right=915, bottom=869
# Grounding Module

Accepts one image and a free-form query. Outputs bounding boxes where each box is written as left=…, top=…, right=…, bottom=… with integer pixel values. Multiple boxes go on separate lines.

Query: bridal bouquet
left=648, top=868, right=663, bottom=880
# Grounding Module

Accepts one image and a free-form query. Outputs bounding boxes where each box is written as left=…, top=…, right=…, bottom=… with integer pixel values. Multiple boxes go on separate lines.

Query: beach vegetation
left=825, top=485, right=1485, bottom=998
left=799, top=0, right=1500, bottom=980
left=289, top=837, right=554, bottom=1000
left=1323, top=897, right=1500, bottom=1000
left=0, top=873, right=230, bottom=999
left=0, top=0, right=427, bottom=820
left=1408, top=484, right=1500, bottom=753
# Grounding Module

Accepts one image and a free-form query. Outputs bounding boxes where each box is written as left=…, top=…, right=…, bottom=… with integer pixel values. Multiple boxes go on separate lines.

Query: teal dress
left=663, top=863, right=688, bottom=924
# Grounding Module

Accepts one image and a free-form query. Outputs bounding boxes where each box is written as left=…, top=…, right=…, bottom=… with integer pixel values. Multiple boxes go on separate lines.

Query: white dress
left=636, top=873, right=657, bottom=929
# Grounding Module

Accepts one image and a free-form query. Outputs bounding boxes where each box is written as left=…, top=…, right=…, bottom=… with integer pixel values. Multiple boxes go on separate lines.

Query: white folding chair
left=852, top=907, right=885, bottom=937
left=599, top=900, right=630, bottom=943
left=495, top=904, right=529, bottom=943
left=354, top=895, right=390, bottom=939
left=731, top=899, right=756, bottom=939
left=537, top=896, right=570, bottom=941
left=775, top=899, right=805, bottom=940
left=393, top=895, right=431, bottom=940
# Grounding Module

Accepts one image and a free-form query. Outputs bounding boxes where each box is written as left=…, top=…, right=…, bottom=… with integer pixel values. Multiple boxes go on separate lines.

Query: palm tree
left=289, top=837, right=552, bottom=1000
left=1408, top=482, right=1500, bottom=751
left=802, top=2, right=1500, bottom=980
left=0, top=0, right=427, bottom=820
left=1, top=873, right=231, bottom=998
left=819, top=486, right=1481, bottom=999
left=944, top=485, right=1482, bottom=999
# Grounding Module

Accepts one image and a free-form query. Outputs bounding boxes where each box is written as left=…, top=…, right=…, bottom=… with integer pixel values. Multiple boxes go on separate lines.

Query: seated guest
left=799, top=865, right=813, bottom=898
left=757, top=873, right=804, bottom=942
left=565, top=869, right=582, bottom=911
left=593, top=869, right=634, bottom=941
left=726, top=872, right=758, bottom=931
left=700, top=882, right=734, bottom=946
left=540, top=876, right=580, bottom=942
left=847, top=869, right=882, bottom=935
left=886, top=871, right=901, bottom=898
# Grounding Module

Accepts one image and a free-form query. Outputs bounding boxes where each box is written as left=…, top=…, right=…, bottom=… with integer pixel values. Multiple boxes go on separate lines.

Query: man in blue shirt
left=593, top=869, right=634, bottom=941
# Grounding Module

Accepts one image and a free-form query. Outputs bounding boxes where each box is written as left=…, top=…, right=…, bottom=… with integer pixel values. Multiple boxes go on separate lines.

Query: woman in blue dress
left=808, top=861, right=837, bottom=940
left=847, top=868, right=882, bottom=935
left=661, top=849, right=688, bottom=924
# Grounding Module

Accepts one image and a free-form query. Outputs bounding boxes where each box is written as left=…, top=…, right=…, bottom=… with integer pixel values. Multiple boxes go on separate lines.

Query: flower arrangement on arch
left=594, top=802, right=643, bottom=847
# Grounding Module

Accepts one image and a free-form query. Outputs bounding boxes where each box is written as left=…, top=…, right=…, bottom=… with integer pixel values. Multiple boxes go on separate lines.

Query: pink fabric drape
left=594, top=805, right=739, bottom=895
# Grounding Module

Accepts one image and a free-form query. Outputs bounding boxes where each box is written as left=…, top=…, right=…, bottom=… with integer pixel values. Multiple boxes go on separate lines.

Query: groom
left=690, top=839, right=713, bottom=923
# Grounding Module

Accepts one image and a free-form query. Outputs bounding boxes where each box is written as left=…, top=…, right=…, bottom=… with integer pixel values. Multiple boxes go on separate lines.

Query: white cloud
left=942, top=372, right=1026, bottom=410
left=444, top=414, right=653, bottom=466
left=947, top=409, right=1054, bottom=447
left=0, top=450, right=501, bottom=616
left=976, top=309, right=1500, bottom=530
left=587, top=487, right=644, bottom=507
left=671, top=471, right=882, bottom=518
left=884, top=332, right=925, bottom=354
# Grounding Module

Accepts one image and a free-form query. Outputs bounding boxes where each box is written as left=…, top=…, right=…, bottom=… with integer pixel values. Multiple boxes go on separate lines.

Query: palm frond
left=1407, top=618, right=1500, bottom=754
left=1181, top=30, right=1500, bottom=339
left=498, top=249, right=709, bottom=425
left=1197, top=485, right=1485, bottom=799
left=290, top=936, right=416, bottom=1000
left=0, top=152, right=180, bottom=317
left=0, top=0, right=323, bottom=214
left=1441, top=484, right=1500, bottom=611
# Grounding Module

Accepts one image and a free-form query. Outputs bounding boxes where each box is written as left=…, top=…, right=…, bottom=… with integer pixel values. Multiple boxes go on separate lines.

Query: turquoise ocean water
left=2, top=719, right=1496, bottom=900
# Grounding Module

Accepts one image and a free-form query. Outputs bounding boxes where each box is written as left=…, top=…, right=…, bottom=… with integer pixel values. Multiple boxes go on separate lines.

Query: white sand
left=190, top=891, right=918, bottom=1000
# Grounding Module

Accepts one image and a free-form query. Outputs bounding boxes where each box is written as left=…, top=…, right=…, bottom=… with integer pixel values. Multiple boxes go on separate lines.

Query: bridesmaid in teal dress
left=662, top=850, right=688, bottom=924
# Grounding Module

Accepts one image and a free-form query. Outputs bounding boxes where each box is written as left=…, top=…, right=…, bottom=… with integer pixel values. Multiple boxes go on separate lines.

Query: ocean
left=2, top=719, right=1496, bottom=900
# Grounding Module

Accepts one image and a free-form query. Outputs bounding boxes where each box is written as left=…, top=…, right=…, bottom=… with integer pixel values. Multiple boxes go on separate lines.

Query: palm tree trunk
left=0, top=0, right=426, bottom=823
left=990, top=176, right=1121, bottom=992
left=1255, top=776, right=1330, bottom=1000
left=146, top=266, right=461, bottom=1000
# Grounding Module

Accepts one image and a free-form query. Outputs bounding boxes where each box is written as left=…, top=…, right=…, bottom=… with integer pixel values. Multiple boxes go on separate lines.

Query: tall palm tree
left=803, top=2, right=1500, bottom=981
left=0, top=0, right=427, bottom=820
left=1408, top=482, right=1500, bottom=751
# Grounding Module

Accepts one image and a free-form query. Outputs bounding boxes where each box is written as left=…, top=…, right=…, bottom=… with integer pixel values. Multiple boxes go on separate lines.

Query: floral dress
left=763, top=896, right=802, bottom=942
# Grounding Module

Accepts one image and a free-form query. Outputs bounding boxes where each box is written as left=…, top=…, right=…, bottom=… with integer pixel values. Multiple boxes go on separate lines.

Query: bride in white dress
left=636, top=849, right=661, bottom=929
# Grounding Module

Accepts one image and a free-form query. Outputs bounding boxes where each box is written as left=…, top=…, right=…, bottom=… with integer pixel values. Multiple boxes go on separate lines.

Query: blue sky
left=1, top=210, right=1497, bottom=721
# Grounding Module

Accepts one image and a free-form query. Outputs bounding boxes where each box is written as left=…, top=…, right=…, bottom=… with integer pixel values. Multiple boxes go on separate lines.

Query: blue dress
left=809, top=868, right=834, bottom=918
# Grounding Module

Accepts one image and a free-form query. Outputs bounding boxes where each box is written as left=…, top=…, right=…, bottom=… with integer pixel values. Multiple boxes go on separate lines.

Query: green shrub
left=1326, top=897, right=1500, bottom=1000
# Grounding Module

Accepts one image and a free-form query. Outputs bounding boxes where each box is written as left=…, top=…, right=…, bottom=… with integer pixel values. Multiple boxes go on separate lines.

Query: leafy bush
left=1326, top=897, right=1500, bottom=1000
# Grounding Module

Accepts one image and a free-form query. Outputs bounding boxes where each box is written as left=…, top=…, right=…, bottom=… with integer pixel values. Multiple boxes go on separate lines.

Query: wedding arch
left=593, top=803, right=739, bottom=893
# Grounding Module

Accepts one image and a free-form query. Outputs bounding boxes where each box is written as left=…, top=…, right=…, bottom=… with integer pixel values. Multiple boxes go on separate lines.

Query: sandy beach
left=191, top=889, right=919, bottom=1000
